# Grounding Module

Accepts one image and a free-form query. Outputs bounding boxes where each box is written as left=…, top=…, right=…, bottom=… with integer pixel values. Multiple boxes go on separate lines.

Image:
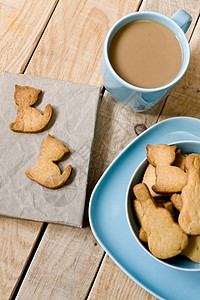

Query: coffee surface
left=109, top=20, right=183, bottom=88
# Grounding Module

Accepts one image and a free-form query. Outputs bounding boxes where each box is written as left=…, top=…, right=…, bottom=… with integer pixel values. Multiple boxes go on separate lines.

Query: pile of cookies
left=133, top=143, right=200, bottom=263
left=10, top=85, right=72, bottom=189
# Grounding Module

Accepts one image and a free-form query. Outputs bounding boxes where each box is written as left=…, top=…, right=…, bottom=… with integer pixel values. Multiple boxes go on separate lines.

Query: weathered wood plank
left=14, top=0, right=200, bottom=299
left=0, top=0, right=59, bottom=73
left=140, top=0, right=199, bottom=39
left=25, top=0, right=142, bottom=85
left=85, top=1, right=200, bottom=299
left=15, top=0, right=143, bottom=299
left=88, top=255, right=157, bottom=300
left=87, top=0, right=200, bottom=199
left=0, top=0, right=59, bottom=299
left=16, top=225, right=104, bottom=299
left=159, top=16, right=200, bottom=120
left=0, top=217, right=42, bottom=299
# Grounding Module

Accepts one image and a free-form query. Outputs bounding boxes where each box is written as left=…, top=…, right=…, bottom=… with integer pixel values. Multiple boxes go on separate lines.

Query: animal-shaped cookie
left=178, top=154, right=200, bottom=235
left=171, top=181, right=200, bottom=263
left=171, top=193, right=182, bottom=211
left=143, top=149, right=186, bottom=197
left=10, top=85, right=52, bottom=132
left=146, top=144, right=187, bottom=193
left=173, top=149, right=187, bottom=171
left=25, top=134, right=72, bottom=189
left=133, top=199, right=147, bottom=242
left=133, top=183, right=188, bottom=259
left=134, top=198, right=176, bottom=243
left=142, top=164, right=163, bottom=197
left=182, top=235, right=200, bottom=263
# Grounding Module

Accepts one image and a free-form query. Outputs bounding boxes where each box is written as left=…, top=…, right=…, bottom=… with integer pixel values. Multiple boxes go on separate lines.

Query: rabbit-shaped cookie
left=146, top=144, right=187, bottom=193
left=170, top=155, right=200, bottom=262
left=133, top=183, right=188, bottom=259
left=10, top=85, right=52, bottom=132
left=178, top=154, right=200, bottom=235
left=25, top=134, right=72, bottom=189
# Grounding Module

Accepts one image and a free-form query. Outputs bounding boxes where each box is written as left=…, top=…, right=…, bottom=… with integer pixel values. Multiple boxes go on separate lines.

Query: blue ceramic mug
left=101, top=10, right=192, bottom=112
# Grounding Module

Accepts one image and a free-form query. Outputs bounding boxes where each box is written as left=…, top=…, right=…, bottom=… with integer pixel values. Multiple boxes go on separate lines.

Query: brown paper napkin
left=0, top=72, right=100, bottom=227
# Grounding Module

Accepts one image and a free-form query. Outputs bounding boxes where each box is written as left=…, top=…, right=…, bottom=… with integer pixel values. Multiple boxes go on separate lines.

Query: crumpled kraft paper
left=0, top=72, right=100, bottom=227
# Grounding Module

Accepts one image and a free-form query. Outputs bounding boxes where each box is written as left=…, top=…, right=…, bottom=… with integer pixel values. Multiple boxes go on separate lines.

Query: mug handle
left=171, top=9, right=192, bottom=33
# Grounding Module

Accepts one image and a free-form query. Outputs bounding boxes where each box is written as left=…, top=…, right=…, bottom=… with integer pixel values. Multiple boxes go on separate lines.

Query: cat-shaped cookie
left=146, top=144, right=187, bottom=193
left=25, top=134, right=72, bottom=189
left=10, top=85, right=52, bottom=132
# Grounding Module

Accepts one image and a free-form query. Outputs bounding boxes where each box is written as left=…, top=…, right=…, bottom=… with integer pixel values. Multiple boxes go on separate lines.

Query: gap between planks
left=85, top=1, right=145, bottom=298
left=85, top=252, right=106, bottom=300
left=11, top=223, right=48, bottom=299
left=10, top=0, right=143, bottom=296
left=12, top=0, right=199, bottom=298
left=7, top=1, right=60, bottom=298
left=22, top=0, right=60, bottom=74
left=11, top=85, right=106, bottom=300
left=78, top=6, right=200, bottom=300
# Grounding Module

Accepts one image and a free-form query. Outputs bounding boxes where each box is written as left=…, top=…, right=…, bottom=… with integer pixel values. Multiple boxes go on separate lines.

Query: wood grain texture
left=89, top=0, right=200, bottom=190
left=87, top=91, right=163, bottom=195
left=159, top=15, right=200, bottom=120
left=140, top=0, right=200, bottom=39
left=88, top=255, right=156, bottom=300
left=5, top=0, right=200, bottom=299
left=16, top=225, right=104, bottom=300
left=25, top=0, right=142, bottom=85
left=88, top=0, right=200, bottom=193
left=0, top=217, right=42, bottom=300
left=0, top=0, right=59, bottom=298
left=0, top=0, right=59, bottom=73
left=85, top=1, right=200, bottom=299
left=16, top=0, right=145, bottom=299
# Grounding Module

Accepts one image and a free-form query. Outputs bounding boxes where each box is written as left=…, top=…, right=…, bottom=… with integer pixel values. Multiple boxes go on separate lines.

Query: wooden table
left=1, top=0, right=200, bottom=299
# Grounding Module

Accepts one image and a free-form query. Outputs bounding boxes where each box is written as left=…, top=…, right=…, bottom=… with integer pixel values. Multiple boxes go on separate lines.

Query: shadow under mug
left=101, top=10, right=192, bottom=112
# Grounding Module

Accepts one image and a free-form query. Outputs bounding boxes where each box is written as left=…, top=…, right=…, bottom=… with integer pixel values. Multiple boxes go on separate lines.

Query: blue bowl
left=126, top=140, right=200, bottom=271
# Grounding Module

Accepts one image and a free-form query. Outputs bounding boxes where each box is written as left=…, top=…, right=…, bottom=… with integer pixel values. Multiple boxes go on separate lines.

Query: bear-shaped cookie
left=146, top=144, right=187, bottom=193
left=25, top=134, right=72, bottom=189
left=133, top=183, right=188, bottom=259
left=10, top=85, right=52, bottom=132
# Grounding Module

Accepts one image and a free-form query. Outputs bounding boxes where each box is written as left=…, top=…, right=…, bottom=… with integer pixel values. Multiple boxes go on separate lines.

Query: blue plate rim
left=89, top=116, right=200, bottom=300
left=125, top=139, right=200, bottom=272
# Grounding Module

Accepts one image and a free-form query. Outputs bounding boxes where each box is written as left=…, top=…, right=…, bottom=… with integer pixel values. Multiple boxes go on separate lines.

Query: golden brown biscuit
left=143, top=150, right=186, bottom=197
left=142, top=164, right=163, bottom=197
left=25, top=134, right=72, bottom=189
left=162, top=201, right=176, bottom=219
left=133, top=183, right=188, bottom=259
left=134, top=198, right=176, bottom=243
left=133, top=199, right=147, bottom=242
left=146, top=144, right=187, bottom=193
left=171, top=193, right=182, bottom=211
left=173, top=149, right=187, bottom=171
left=182, top=235, right=200, bottom=263
left=155, top=199, right=176, bottom=220
left=139, top=227, right=147, bottom=243
left=179, top=154, right=200, bottom=235
left=10, top=85, right=52, bottom=132
left=133, top=199, right=144, bottom=225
